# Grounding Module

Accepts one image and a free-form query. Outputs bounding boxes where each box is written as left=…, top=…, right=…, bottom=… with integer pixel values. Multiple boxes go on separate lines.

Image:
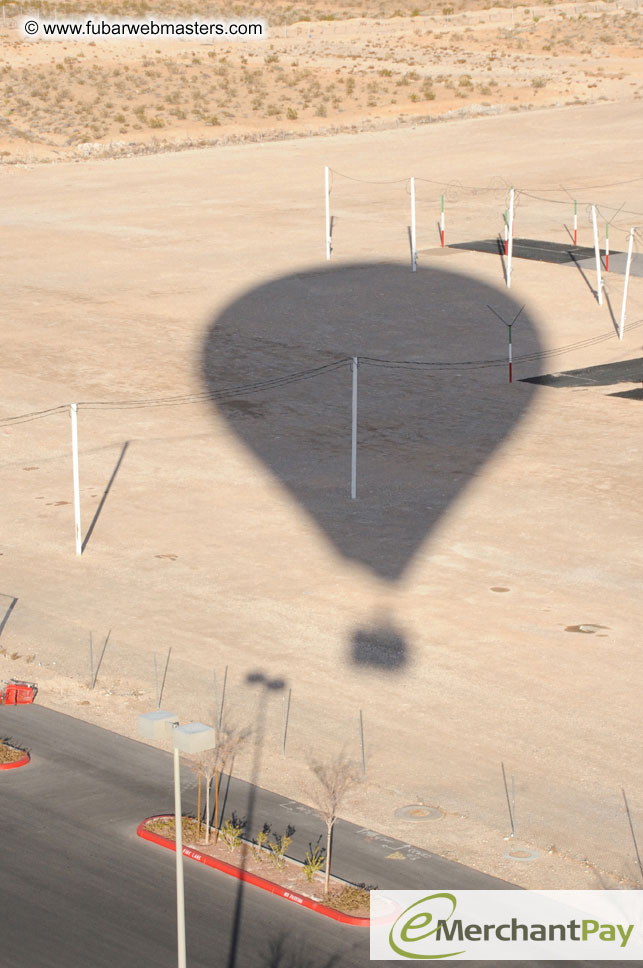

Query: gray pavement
left=0, top=705, right=616, bottom=967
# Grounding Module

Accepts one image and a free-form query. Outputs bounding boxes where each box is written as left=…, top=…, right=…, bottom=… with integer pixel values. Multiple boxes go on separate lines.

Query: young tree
left=308, top=752, right=360, bottom=894
left=190, top=722, right=249, bottom=845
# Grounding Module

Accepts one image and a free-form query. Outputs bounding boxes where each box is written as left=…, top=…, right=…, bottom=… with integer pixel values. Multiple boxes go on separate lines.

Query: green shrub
left=303, top=844, right=326, bottom=883
left=219, top=818, right=243, bottom=851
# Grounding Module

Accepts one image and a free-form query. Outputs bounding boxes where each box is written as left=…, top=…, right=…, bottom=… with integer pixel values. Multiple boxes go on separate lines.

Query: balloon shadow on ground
left=202, top=262, right=541, bottom=668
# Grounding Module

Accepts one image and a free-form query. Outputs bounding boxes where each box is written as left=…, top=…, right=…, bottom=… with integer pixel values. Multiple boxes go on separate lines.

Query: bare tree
left=190, top=722, right=250, bottom=845
left=308, top=752, right=360, bottom=894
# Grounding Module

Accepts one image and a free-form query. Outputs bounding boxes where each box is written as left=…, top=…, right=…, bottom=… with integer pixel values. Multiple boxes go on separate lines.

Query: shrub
left=303, top=844, right=326, bottom=882
left=219, top=818, right=244, bottom=851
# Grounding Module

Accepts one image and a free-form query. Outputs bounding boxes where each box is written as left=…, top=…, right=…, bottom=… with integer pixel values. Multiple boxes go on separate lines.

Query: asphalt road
left=0, top=705, right=617, bottom=968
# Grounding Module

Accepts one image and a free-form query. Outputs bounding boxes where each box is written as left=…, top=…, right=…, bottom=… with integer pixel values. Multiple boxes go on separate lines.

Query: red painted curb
left=0, top=751, right=30, bottom=770
left=137, top=816, right=370, bottom=926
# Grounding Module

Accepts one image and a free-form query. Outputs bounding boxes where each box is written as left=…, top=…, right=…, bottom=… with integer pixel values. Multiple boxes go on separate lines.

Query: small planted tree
left=308, top=752, right=360, bottom=894
left=191, top=721, right=249, bottom=845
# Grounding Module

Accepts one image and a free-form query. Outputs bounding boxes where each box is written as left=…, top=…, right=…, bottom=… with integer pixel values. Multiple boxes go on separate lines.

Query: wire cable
left=0, top=404, right=69, bottom=427
left=2, top=317, right=642, bottom=427
left=78, top=359, right=352, bottom=412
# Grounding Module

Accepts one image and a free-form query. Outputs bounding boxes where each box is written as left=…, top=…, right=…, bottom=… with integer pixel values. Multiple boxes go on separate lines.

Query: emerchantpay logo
left=369, top=890, right=643, bottom=961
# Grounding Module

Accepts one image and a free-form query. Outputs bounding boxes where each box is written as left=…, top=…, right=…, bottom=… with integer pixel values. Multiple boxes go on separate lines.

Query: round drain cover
left=394, top=804, right=443, bottom=822
left=505, top=847, right=539, bottom=862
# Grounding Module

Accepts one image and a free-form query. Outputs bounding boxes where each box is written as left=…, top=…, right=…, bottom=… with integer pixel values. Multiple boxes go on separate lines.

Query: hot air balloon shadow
left=202, top=263, right=541, bottom=670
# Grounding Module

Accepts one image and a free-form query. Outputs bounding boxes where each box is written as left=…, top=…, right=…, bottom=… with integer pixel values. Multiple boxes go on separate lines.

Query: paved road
left=0, top=705, right=611, bottom=968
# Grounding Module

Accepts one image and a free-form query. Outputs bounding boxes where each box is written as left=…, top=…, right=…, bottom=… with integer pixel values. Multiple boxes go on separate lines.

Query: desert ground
left=1, top=0, right=643, bottom=894
left=1, top=0, right=643, bottom=161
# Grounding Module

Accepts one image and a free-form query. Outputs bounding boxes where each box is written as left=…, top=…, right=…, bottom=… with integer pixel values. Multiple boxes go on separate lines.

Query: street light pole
left=173, top=732, right=187, bottom=968
left=138, top=712, right=216, bottom=968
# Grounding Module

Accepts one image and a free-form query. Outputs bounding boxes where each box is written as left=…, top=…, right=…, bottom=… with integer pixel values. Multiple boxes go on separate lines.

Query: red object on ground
left=1, top=680, right=38, bottom=704
left=137, top=816, right=371, bottom=926
left=0, top=751, right=30, bottom=770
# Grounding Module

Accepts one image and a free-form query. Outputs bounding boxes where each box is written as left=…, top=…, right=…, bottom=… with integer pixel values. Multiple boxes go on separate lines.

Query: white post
left=591, top=205, right=603, bottom=306
left=351, top=357, right=358, bottom=500
left=618, top=227, right=634, bottom=341
left=440, top=193, right=445, bottom=248
left=506, top=188, right=515, bottom=289
left=410, top=176, right=417, bottom=272
left=173, top=742, right=187, bottom=968
left=573, top=199, right=577, bottom=245
left=70, top=403, right=82, bottom=556
left=324, top=165, right=331, bottom=261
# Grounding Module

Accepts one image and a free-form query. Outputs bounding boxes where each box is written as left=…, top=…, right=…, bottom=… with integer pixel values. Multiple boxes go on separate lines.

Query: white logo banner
left=370, top=890, right=643, bottom=960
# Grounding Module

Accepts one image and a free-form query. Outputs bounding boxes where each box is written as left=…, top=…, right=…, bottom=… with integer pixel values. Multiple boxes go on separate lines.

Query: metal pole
left=440, top=193, right=445, bottom=247
left=197, top=761, right=202, bottom=840
left=506, top=188, right=514, bottom=288
left=324, top=166, right=331, bottom=261
left=511, top=774, right=516, bottom=834
left=173, top=740, right=187, bottom=968
left=501, top=762, right=515, bottom=837
left=154, top=652, right=160, bottom=708
left=623, top=788, right=643, bottom=883
left=282, top=688, right=291, bottom=757
left=618, top=227, right=634, bottom=341
left=573, top=199, right=577, bottom=245
left=70, top=403, right=82, bottom=556
left=218, top=665, right=228, bottom=729
left=351, top=357, right=358, bottom=500
left=504, top=209, right=508, bottom=256
left=410, top=176, right=417, bottom=272
left=591, top=205, right=603, bottom=306
left=605, top=221, right=609, bottom=272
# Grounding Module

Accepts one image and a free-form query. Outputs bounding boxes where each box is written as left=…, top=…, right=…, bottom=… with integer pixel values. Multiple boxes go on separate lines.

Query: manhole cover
left=394, top=805, right=444, bottom=822
left=490, top=587, right=510, bottom=593
left=505, top=847, right=539, bottom=862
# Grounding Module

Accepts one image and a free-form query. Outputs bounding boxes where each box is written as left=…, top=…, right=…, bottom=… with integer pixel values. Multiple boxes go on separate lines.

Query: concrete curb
left=137, top=816, right=370, bottom=926
left=0, top=751, right=30, bottom=770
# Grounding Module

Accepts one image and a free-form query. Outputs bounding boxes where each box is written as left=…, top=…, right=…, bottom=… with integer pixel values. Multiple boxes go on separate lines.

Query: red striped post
left=440, top=194, right=445, bottom=247
left=573, top=200, right=577, bottom=246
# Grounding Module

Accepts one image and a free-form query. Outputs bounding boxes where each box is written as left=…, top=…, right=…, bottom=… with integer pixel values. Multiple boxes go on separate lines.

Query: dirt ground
left=1, top=93, right=643, bottom=892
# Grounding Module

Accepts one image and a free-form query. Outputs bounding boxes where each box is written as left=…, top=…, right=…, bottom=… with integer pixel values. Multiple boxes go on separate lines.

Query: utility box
left=1, top=680, right=38, bottom=705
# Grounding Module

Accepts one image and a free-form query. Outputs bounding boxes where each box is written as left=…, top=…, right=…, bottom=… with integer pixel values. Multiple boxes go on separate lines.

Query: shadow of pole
left=603, top=286, right=620, bottom=336
left=226, top=672, right=286, bottom=968
left=496, top=235, right=507, bottom=281
left=569, top=252, right=598, bottom=299
left=0, top=596, right=18, bottom=639
left=82, top=440, right=130, bottom=553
